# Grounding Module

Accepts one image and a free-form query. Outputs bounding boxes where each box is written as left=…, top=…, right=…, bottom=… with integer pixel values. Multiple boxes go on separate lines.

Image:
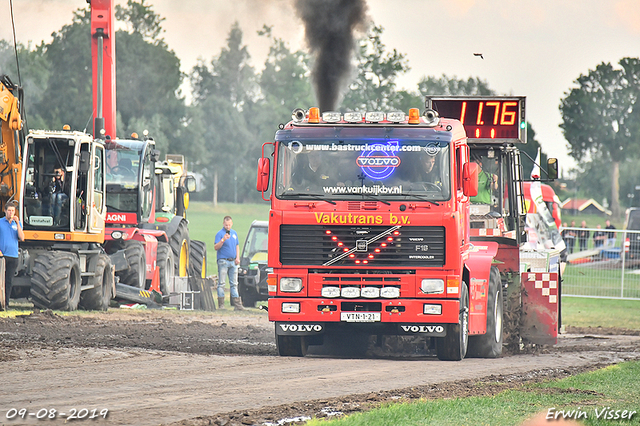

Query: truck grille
left=280, top=225, right=445, bottom=267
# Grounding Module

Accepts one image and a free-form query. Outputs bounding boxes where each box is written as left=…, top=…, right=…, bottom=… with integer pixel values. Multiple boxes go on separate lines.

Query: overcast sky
left=3, top=0, right=640, bottom=172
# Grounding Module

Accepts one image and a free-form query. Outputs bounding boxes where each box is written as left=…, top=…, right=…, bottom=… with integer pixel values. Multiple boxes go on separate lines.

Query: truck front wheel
left=436, top=283, right=469, bottom=361
left=467, top=267, right=503, bottom=358
left=276, top=333, right=308, bottom=357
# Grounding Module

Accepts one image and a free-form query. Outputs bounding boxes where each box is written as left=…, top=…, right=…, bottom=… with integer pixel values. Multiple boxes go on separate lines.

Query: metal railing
left=561, top=227, right=640, bottom=300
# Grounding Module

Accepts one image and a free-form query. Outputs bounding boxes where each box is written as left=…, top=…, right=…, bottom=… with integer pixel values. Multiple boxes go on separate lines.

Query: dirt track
left=1, top=309, right=639, bottom=426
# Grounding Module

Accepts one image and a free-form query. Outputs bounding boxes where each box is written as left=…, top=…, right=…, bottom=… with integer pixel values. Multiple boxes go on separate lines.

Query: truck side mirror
left=463, top=162, right=479, bottom=197
left=547, top=158, right=558, bottom=180
left=150, top=149, right=161, bottom=163
left=256, top=157, right=270, bottom=192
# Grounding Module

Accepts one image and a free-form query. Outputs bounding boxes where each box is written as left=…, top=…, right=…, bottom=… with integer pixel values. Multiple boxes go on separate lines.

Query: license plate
left=340, top=312, right=381, bottom=322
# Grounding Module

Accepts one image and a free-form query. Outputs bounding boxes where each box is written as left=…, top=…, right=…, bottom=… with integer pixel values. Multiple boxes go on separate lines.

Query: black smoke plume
left=295, top=0, right=369, bottom=112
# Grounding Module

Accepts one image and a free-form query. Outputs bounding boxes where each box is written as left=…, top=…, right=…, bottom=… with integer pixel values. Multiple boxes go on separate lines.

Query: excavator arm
left=0, top=75, right=23, bottom=207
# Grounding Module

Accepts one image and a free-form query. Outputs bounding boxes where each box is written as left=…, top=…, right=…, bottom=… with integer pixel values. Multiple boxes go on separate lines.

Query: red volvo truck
left=257, top=97, right=560, bottom=360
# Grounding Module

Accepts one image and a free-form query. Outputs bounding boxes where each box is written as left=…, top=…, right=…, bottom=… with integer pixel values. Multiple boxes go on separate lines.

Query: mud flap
left=521, top=272, right=559, bottom=345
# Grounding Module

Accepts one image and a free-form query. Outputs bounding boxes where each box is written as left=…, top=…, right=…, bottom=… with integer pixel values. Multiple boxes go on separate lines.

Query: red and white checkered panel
left=470, top=228, right=502, bottom=237
left=521, top=272, right=559, bottom=345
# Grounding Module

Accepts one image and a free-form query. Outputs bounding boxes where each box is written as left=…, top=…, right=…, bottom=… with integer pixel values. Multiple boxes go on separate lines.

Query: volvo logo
left=279, top=324, right=323, bottom=332
left=356, top=240, right=368, bottom=251
left=400, top=325, right=445, bottom=333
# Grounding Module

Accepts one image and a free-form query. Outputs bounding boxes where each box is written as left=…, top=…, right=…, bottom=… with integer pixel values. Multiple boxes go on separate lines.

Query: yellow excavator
left=0, top=74, right=113, bottom=311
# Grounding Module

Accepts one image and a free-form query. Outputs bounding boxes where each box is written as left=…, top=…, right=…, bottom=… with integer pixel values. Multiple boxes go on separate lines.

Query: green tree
left=341, top=25, right=410, bottom=111
left=418, top=75, right=494, bottom=96
left=188, top=23, right=257, bottom=203
left=115, top=0, right=165, bottom=42
left=560, top=58, right=640, bottom=217
left=0, top=40, right=50, bottom=130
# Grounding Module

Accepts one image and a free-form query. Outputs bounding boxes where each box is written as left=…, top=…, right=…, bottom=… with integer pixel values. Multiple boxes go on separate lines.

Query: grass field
left=185, top=201, right=270, bottom=276
left=561, top=296, right=640, bottom=330
left=306, top=361, right=640, bottom=426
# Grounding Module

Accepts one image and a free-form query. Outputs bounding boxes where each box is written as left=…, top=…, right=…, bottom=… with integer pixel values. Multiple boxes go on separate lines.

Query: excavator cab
left=22, top=130, right=106, bottom=234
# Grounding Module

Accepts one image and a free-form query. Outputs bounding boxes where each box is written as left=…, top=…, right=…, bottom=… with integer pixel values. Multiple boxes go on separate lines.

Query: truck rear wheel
left=170, top=220, right=189, bottom=278
left=79, top=254, right=114, bottom=311
left=30, top=251, right=81, bottom=311
left=436, top=283, right=469, bottom=361
left=276, top=333, right=308, bottom=357
left=468, top=267, right=503, bottom=358
left=117, top=240, right=146, bottom=289
left=158, top=242, right=175, bottom=295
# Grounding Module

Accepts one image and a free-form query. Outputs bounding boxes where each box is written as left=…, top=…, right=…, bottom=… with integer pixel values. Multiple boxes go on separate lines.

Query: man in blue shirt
left=214, top=216, right=243, bottom=310
left=0, top=201, right=24, bottom=310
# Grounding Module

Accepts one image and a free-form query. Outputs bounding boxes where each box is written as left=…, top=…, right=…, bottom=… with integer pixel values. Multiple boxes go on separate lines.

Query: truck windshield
left=105, top=140, right=144, bottom=212
left=275, top=140, right=451, bottom=201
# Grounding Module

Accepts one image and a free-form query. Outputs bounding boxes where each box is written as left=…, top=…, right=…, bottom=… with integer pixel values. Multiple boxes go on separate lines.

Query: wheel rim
left=201, top=256, right=206, bottom=279
left=494, top=290, right=503, bottom=343
left=138, top=254, right=146, bottom=288
left=179, top=240, right=188, bottom=276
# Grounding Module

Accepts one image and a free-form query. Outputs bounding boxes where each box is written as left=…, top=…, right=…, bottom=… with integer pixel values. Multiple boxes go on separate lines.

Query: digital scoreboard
left=427, top=97, right=526, bottom=143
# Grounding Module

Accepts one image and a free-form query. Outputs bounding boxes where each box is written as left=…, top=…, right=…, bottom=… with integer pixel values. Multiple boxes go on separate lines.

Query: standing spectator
left=214, top=216, right=244, bottom=310
left=592, top=224, right=606, bottom=248
left=605, top=219, right=616, bottom=247
left=562, top=220, right=576, bottom=254
left=0, top=201, right=25, bottom=310
left=577, top=220, right=590, bottom=252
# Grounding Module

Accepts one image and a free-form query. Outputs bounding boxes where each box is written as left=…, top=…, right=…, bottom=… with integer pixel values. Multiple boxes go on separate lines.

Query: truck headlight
left=421, top=279, right=444, bottom=294
left=423, top=304, right=442, bottom=315
left=280, top=277, right=302, bottom=292
left=282, top=302, right=300, bottom=313
left=380, top=287, right=400, bottom=298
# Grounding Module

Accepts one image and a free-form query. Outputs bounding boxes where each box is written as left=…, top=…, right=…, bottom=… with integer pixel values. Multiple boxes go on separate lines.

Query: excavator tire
left=117, top=240, right=146, bottom=289
left=158, top=242, right=175, bottom=295
left=30, top=251, right=81, bottom=311
left=79, top=254, right=113, bottom=311
left=170, top=220, right=189, bottom=278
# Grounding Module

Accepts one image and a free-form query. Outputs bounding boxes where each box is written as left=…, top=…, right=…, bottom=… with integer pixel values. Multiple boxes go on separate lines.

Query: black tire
left=239, top=283, right=258, bottom=308
left=276, top=333, right=308, bottom=357
left=436, top=283, right=469, bottom=361
left=30, top=251, right=81, bottom=311
left=116, top=240, right=146, bottom=289
left=157, top=242, right=175, bottom=295
left=467, top=267, right=503, bottom=358
left=79, top=254, right=113, bottom=311
left=192, top=277, right=216, bottom=311
left=188, top=240, right=207, bottom=283
left=170, top=220, right=189, bottom=278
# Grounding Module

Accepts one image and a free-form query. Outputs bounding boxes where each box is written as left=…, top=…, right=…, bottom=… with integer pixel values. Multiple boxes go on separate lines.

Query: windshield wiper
left=386, top=193, right=440, bottom=206
left=281, top=192, right=337, bottom=205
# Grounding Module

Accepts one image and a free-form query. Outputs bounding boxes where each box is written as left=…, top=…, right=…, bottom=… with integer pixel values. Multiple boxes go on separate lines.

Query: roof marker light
left=408, top=108, right=421, bottom=124
left=322, top=111, right=341, bottom=122
left=387, top=111, right=406, bottom=122
left=308, top=107, right=320, bottom=123
left=365, top=111, right=385, bottom=123
left=344, top=111, right=364, bottom=123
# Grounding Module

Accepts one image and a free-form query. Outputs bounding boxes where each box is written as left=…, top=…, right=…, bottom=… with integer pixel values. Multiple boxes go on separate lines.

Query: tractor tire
left=189, top=240, right=207, bottom=282
left=467, top=267, right=504, bottom=358
left=79, top=254, right=114, bottom=311
left=276, top=333, right=308, bottom=357
left=239, top=283, right=258, bottom=308
left=30, top=251, right=81, bottom=311
left=170, top=220, right=189, bottom=278
left=116, top=240, right=146, bottom=289
left=157, top=242, right=175, bottom=295
left=436, top=283, right=469, bottom=361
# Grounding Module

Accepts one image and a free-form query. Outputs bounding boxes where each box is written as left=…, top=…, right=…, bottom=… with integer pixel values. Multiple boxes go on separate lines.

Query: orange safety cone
left=149, top=266, right=161, bottom=293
